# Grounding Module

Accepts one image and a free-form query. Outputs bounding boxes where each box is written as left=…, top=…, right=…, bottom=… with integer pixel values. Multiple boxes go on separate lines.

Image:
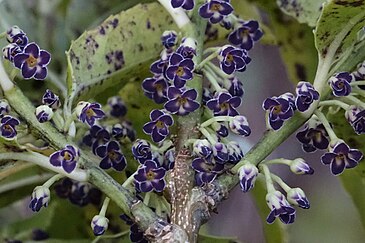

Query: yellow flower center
left=26, top=54, right=37, bottom=68
left=272, top=105, right=282, bottom=115
left=146, top=170, right=155, bottom=180
left=210, top=3, right=221, bottom=11
left=176, top=66, right=184, bottom=77
left=86, top=108, right=95, bottom=118
left=156, top=120, right=165, bottom=129
left=63, top=151, right=71, bottom=161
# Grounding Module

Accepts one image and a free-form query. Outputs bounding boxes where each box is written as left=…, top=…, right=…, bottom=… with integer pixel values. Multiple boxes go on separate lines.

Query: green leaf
left=277, top=0, right=325, bottom=27
left=248, top=0, right=318, bottom=83
left=66, top=2, right=177, bottom=104
left=198, top=232, right=241, bottom=243
left=314, top=0, right=365, bottom=60
left=250, top=180, right=287, bottom=243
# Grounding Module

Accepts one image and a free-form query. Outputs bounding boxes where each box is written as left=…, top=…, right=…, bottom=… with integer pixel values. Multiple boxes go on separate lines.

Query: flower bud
left=35, top=105, right=54, bottom=123
left=238, top=163, right=258, bottom=192
left=42, top=89, right=61, bottom=110
left=29, top=186, right=51, bottom=212
left=91, top=215, right=109, bottom=236
left=212, top=122, right=229, bottom=137
left=290, top=158, right=314, bottom=175
left=227, top=141, right=243, bottom=163
left=212, top=142, right=228, bottom=163
left=132, top=139, right=152, bottom=164
left=193, top=139, right=212, bottom=158
left=229, top=115, right=251, bottom=136
left=266, top=190, right=296, bottom=224
left=2, top=43, right=21, bottom=62
left=161, top=30, right=177, bottom=49
left=107, top=96, right=127, bottom=117
left=287, top=187, right=310, bottom=209
left=0, top=99, right=10, bottom=117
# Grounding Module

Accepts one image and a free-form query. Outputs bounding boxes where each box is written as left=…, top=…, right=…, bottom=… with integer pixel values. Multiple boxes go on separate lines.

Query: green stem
left=99, top=197, right=110, bottom=216
left=198, top=127, right=217, bottom=144
left=202, top=68, right=224, bottom=92
left=144, top=192, right=151, bottom=206
left=350, top=80, right=365, bottom=86
left=262, top=159, right=291, bottom=166
left=157, top=0, right=190, bottom=29
left=270, top=173, right=291, bottom=192
left=314, top=110, right=338, bottom=142
left=319, top=100, right=350, bottom=110
left=0, top=31, right=6, bottom=39
left=196, top=52, right=218, bottom=70
left=43, top=174, right=64, bottom=188
left=341, top=95, right=365, bottom=109
left=206, top=62, right=232, bottom=80
left=352, top=87, right=365, bottom=98
left=122, top=171, right=137, bottom=188
left=200, top=116, right=232, bottom=127
left=261, top=164, right=275, bottom=192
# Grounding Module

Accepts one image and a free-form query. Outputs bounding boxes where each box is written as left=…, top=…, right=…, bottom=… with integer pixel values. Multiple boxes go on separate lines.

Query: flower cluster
left=2, top=26, right=51, bottom=80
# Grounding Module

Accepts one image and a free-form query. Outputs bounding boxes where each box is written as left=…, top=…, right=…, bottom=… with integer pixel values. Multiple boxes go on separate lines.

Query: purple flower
left=150, top=57, right=169, bottom=76
left=132, top=139, right=153, bottom=164
left=199, top=0, right=234, bottom=24
left=142, top=76, right=168, bottom=104
left=345, top=106, right=365, bottom=134
left=13, top=42, right=51, bottom=80
left=176, top=37, right=197, bottom=59
left=83, top=125, right=111, bottom=154
left=29, top=186, right=50, bottom=212
left=164, top=86, right=200, bottom=115
left=212, top=142, right=229, bottom=163
left=238, top=163, right=259, bottom=192
left=120, top=214, right=148, bottom=243
left=170, top=0, right=195, bottom=11
left=290, top=158, right=314, bottom=175
left=2, top=43, right=22, bottom=62
left=96, top=141, right=126, bottom=171
left=107, top=96, right=127, bottom=117
left=134, top=160, right=166, bottom=192
left=287, top=188, right=310, bottom=209
left=91, top=215, right=109, bottom=236
left=6, top=26, right=28, bottom=48
left=213, top=122, right=229, bottom=137
left=143, top=109, right=174, bottom=143
left=192, top=157, right=224, bottom=185
left=321, top=141, right=363, bottom=175
left=0, top=100, right=10, bottom=117
left=352, top=60, right=365, bottom=81
left=193, top=139, right=212, bottom=158
left=296, top=122, right=329, bottom=153
left=263, top=95, right=294, bottom=130
left=226, top=77, right=244, bottom=97
left=42, top=89, right=61, bottom=110
left=202, top=88, right=213, bottom=105
left=266, top=191, right=296, bottom=224
left=0, top=115, right=20, bottom=139
left=35, top=105, right=53, bottom=123
left=328, top=72, right=354, bottom=97
left=228, top=20, right=263, bottom=50
left=295, top=82, right=319, bottom=112
left=49, top=145, right=80, bottom=173
left=161, top=30, right=178, bottom=49
left=165, top=53, right=195, bottom=88
left=207, top=92, right=241, bottom=116
left=218, top=45, right=250, bottom=75
left=227, top=141, right=243, bottom=163
left=229, top=115, right=251, bottom=136
left=76, top=102, right=105, bottom=127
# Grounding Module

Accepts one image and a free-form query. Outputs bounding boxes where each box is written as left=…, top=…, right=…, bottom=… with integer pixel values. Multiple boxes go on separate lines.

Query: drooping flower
left=142, top=76, right=169, bottom=104
left=345, top=106, right=365, bottom=135
left=161, top=30, right=178, bottom=49
left=35, top=105, right=54, bottom=123
left=164, top=86, right=200, bottom=115
left=29, top=186, right=50, bottom=212
left=49, top=145, right=80, bottom=173
left=199, top=0, right=234, bottom=24
left=192, top=157, right=224, bottom=186
left=83, top=124, right=111, bottom=154
left=2, top=43, right=22, bottom=62
left=212, top=122, right=229, bottom=137
left=226, top=76, right=244, bottom=97
left=289, top=158, right=314, bottom=175
left=76, top=102, right=105, bottom=127
left=212, top=142, right=229, bottom=163
left=91, top=215, right=109, bottom=236
left=263, top=95, right=294, bottom=130
left=132, top=139, right=153, bottom=164
left=13, top=42, right=51, bottom=80
left=295, top=81, right=319, bottom=112
left=170, top=0, right=195, bottom=10
left=0, top=99, right=10, bottom=118
left=134, top=160, right=166, bottom=192
left=266, top=190, right=296, bottom=224
left=296, top=121, right=329, bottom=153
left=218, top=45, right=251, bottom=75
left=6, top=26, right=28, bottom=48
left=229, top=115, right=251, bottom=136
left=207, top=91, right=241, bottom=116
left=0, top=115, right=20, bottom=139
left=193, top=139, right=212, bottom=158
left=226, top=141, right=243, bottom=163
left=143, top=109, right=174, bottom=143
left=287, top=188, right=310, bottom=209
left=321, top=140, right=363, bottom=175
left=228, top=20, right=263, bottom=50
left=238, top=163, right=259, bottom=192
left=96, top=141, right=127, bottom=171
left=107, top=96, right=127, bottom=117
left=328, top=72, right=354, bottom=97
left=176, top=37, right=197, bottom=59
left=42, top=89, right=61, bottom=110
left=165, top=53, right=195, bottom=88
